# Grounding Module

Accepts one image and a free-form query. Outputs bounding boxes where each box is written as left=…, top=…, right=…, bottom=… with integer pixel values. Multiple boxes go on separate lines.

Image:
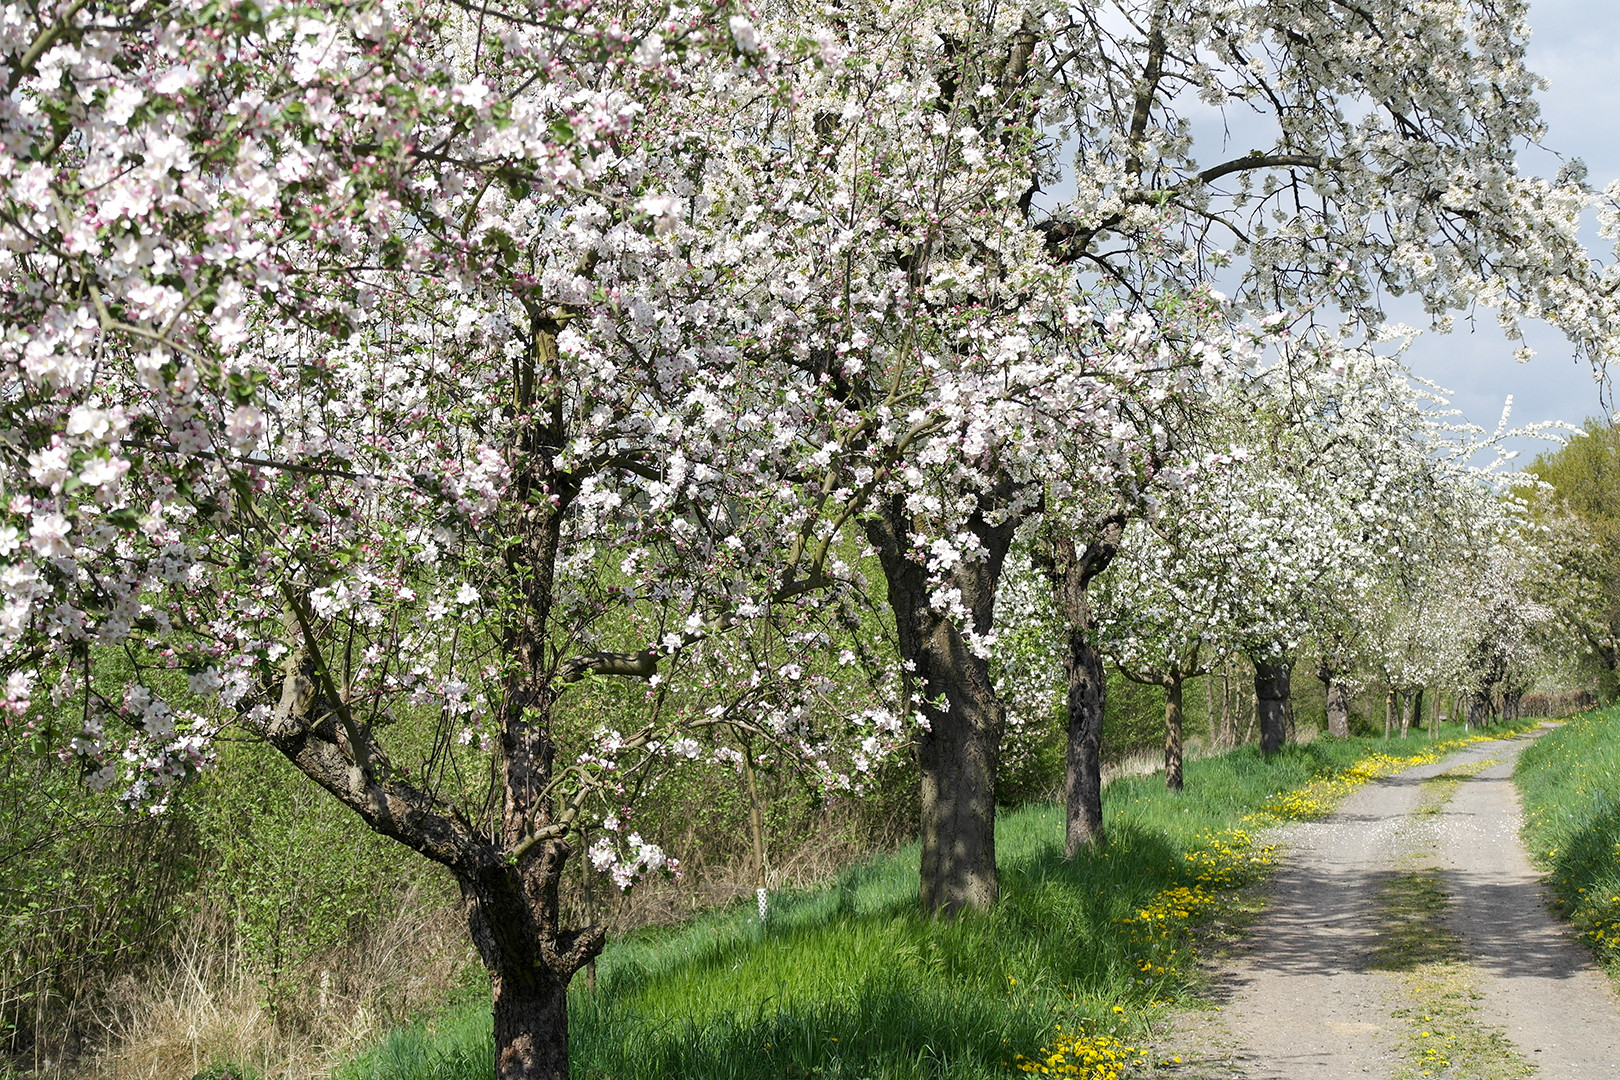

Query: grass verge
left=330, top=725, right=1521, bottom=1080
left=1517, top=704, right=1620, bottom=970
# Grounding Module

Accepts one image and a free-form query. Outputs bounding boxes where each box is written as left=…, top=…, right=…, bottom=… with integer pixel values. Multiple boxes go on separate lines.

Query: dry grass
left=57, top=815, right=908, bottom=1080
left=592, top=807, right=918, bottom=933
left=1098, top=729, right=1312, bottom=788
left=56, top=885, right=472, bottom=1080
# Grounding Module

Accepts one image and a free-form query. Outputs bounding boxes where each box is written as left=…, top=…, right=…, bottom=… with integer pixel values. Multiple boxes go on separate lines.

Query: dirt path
left=1434, top=747, right=1620, bottom=1076
left=1157, top=729, right=1620, bottom=1079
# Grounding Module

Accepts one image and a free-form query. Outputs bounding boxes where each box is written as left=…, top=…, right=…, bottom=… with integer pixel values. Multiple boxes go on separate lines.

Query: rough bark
left=1255, top=659, right=1291, bottom=757
left=1163, top=675, right=1184, bottom=791
left=1400, top=689, right=1412, bottom=738
left=465, top=860, right=596, bottom=1080
left=867, top=491, right=1018, bottom=915
left=1317, top=659, right=1350, bottom=738
left=492, top=972, right=568, bottom=1080
left=1034, top=515, right=1125, bottom=856
left=478, top=321, right=602, bottom=1080
left=1061, top=631, right=1109, bottom=853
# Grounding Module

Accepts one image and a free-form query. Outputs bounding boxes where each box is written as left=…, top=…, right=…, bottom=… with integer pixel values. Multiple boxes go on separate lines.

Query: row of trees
left=1020, top=340, right=1561, bottom=794
left=2, top=0, right=1615, bottom=1076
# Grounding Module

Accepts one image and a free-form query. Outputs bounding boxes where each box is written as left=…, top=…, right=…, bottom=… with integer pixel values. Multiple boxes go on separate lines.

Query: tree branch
left=1196, top=152, right=1325, bottom=187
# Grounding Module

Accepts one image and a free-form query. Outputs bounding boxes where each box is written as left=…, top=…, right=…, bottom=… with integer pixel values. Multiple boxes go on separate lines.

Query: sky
left=1399, top=0, right=1620, bottom=467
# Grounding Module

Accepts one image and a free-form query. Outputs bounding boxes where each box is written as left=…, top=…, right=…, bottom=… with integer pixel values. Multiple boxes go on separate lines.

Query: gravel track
left=1156, top=729, right=1620, bottom=1079
left=1434, top=745, right=1620, bottom=1077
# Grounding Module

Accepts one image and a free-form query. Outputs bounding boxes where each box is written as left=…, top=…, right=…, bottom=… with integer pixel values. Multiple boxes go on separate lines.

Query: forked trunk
left=868, top=493, right=1017, bottom=915
left=1255, top=659, right=1290, bottom=757
left=1163, top=676, right=1184, bottom=791
left=261, top=321, right=606, bottom=1080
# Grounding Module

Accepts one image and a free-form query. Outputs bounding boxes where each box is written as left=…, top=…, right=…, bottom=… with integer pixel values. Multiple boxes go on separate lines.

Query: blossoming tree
left=1088, top=337, right=1467, bottom=780
left=0, top=1, right=930, bottom=1075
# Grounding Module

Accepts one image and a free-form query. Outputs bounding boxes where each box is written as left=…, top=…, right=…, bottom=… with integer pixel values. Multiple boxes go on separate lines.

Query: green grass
left=332, top=726, right=1514, bottom=1080
left=1517, top=704, right=1620, bottom=969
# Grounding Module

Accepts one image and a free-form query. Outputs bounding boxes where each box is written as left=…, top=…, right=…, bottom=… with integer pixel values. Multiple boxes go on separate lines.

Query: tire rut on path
left=1155, top=730, right=1620, bottom=1080
left=1434, top=742, right=1620, bottom=1077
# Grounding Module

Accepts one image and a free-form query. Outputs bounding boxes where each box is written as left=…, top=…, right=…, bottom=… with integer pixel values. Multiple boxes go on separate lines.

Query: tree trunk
left=1219, top=662, right=1236, bottom=747
left=477, top=320, right=600, bottom=1078
left=1062, top=631, right=1108, bottom=853
left=1384, top=687, right=1394, bottom=738
left=259, top=321, right=606, bottom=1079
left=1328, top=681, right=1351, bottom=738
left=739, top=734, right=769, bottom=889
left=1399, top=689, right=1412, bottom=738
left=1035, top=516, right=1124, bottom=856
left=916, top=687, right=1000, bottom=914
left=1255, top=659, right=1290, bottom=757
left=493, top=975, right=569, bottom=1080
left=1164, top=675, right=1185, bottom=791
left=868, top=492, right=1018, bottom=915
left=464, top=866, right=594, bottom=1080
left=1318, top=660, right=1350, bottom=738
left=1411, top=688, right=1424, bottom=739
